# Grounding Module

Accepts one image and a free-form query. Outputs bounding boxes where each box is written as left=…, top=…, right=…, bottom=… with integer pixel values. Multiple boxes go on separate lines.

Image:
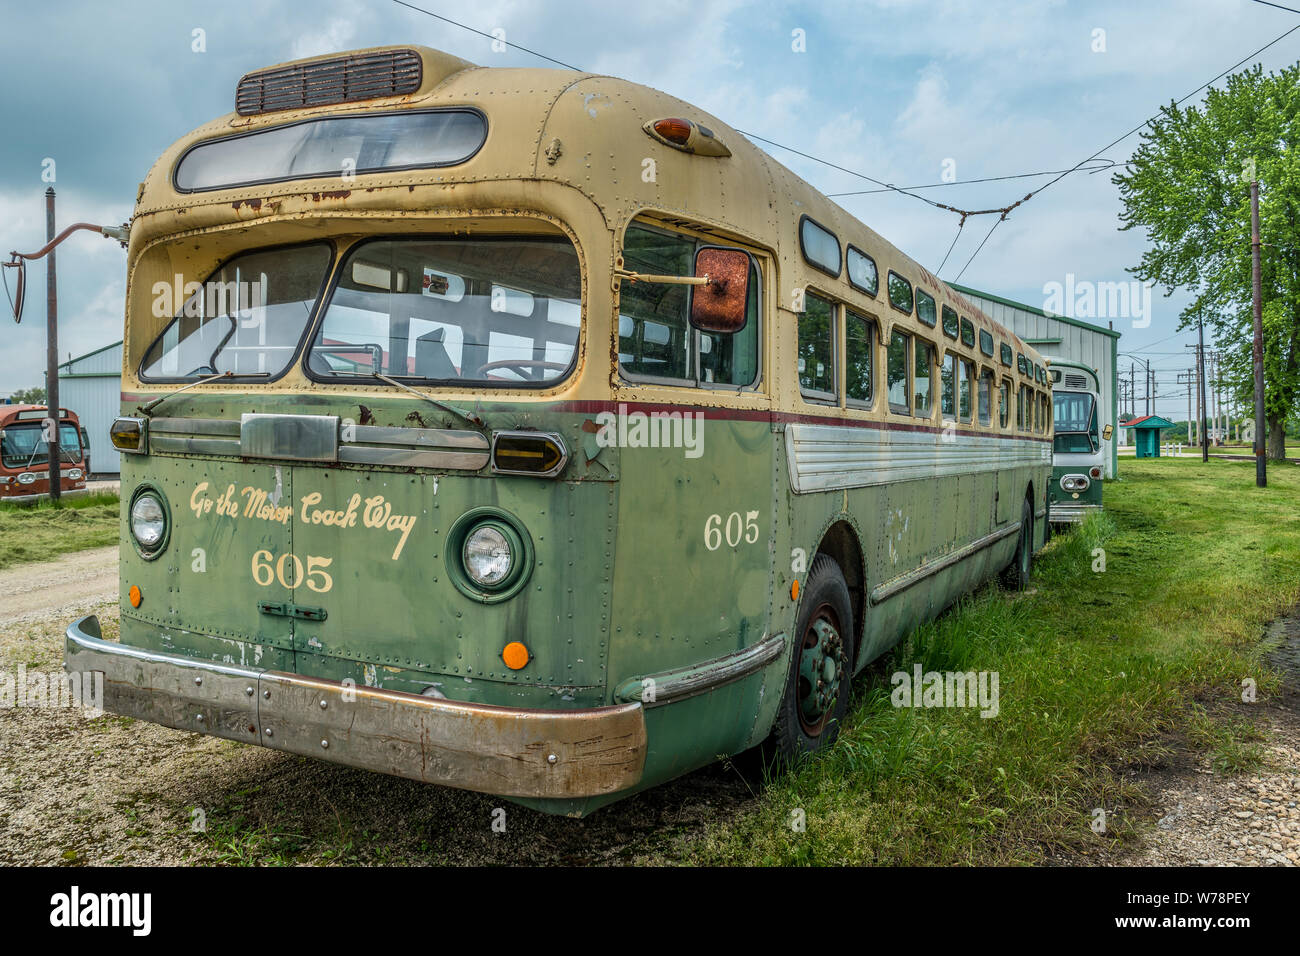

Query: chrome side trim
left=65, top=616, right=646, bottom=799
left=613, top=632, right=787, bottom=707
left=149, top=435, right=242, bottom=456
left=351, top=424, right=489, bottom=451
left=337, top=445, right=490, bottom=470
left=785, top=424, right=1050, bottom=494
left=150, top=417, right=240, bottom=437
left=870, top=522, right=1021, bottom=604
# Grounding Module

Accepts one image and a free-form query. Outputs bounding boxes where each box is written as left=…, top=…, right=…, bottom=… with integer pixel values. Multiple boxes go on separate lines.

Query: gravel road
left=1, top=547, right=1295, bottom=866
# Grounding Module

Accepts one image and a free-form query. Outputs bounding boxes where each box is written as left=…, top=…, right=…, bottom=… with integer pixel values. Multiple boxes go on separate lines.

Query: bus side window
left=958, top=357, right=974, bottom=423
left=798, top=292, right=836, bottom=402
left=914, top=339, right=934, bottom=417
left=999, top=378, right=1011, bottom=428
left=845, top=309, right=874, bottom=408
left=699, top=258, right=760, bottom=387
left=1017, top=384, right=1026, bottom=430
left=941, top=352, right=957, bottom=419
left=886, top=330, right=910, bottom=414
left=978, top=368, right=993, bottom=425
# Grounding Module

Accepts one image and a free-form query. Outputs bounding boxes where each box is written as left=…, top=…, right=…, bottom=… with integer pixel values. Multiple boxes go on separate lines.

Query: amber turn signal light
left=128, top=585, right=142, bottom=608
left=110, top=417, right=147, bottom=453
left=652, top=117, right=693, bottom=145
left=502, top=641, right=529, bottom=671
left=791, top=580, right=799, bottom=601
left=491, top=432, right=568, bottom=477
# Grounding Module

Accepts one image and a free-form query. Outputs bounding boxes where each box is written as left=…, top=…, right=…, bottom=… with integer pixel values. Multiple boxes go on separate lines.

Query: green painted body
left=119, top=390, right=1048, bottom=815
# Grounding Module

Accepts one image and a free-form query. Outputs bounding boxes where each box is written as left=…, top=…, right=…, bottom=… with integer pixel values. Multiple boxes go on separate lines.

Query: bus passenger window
left=999, top=379, right=1011, bottom=428
left=941, top=352, right=957, bottom=419
left=845, top=310, right=874, bottom=407
left=958, top=358, right=974, bottom=423
left=886, top=331, right=910, bottom=413
left=699, top=258, right=760, bottom=387
left=978, top=369, right=993, bottom=425
left=798, top=293, right=836, bottom=401
left=914, top=340, right=933, bottom=416
left=619, top=226, right=695, bottom=381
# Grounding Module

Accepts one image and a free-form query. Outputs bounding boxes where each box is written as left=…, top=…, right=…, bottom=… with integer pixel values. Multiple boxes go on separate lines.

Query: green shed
left=1122, top=415, right=1177, bottom=458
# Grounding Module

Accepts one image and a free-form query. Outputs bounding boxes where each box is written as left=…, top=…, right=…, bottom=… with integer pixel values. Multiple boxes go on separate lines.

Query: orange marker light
left=128, top=585, right=142, bottom=608
left=791, top=580, right=799, bottom=601
left=502, top=641, right=529, bottom=671
left=652, top=117, right=693, bottom=145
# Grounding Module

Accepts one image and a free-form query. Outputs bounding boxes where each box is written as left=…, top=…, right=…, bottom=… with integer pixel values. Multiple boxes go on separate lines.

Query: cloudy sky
left=1, top=0, right=1297, bottom=420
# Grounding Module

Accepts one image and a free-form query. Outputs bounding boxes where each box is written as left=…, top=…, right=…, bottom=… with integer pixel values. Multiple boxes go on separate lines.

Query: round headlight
left=67, top=469, right=84, bottom=480
left=16, top=472, right=36, bottom=485
left=463, top=525, right=512, bottom=587
left=130, top=493, right=167, bottom=553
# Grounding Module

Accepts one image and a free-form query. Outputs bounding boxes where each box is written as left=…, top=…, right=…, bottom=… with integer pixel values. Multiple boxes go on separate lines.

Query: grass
left=0, top=492, right=120, bottom=569
left=657, top=456, right=1300, bottom=865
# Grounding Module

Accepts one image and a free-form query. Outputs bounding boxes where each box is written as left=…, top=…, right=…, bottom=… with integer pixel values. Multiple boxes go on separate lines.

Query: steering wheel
left=474, top=359, right=568, bottom=379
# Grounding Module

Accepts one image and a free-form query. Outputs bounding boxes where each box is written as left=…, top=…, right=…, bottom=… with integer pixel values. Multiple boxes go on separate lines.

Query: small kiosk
left=1122, top=415, right=1177, bottom=458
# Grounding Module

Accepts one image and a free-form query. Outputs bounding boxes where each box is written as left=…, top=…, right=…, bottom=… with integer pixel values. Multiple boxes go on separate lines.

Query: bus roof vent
left=1063, top=372, right=1089, bottom=389
left=236, top=49, right=424, bottom=116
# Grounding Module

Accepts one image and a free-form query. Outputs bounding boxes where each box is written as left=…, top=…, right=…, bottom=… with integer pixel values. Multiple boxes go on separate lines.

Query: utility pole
left=1250, top=179, right=1266, bottom=487
left=1178, top=370, right=1196, bottom=444
left=1196, top=322, right=1208, bottom=462
left=44, top=187, right=60, bottom=503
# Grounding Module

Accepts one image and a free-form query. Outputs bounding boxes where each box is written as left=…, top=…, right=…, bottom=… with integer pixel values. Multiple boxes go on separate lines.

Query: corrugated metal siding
left=958, top=294, right=1119, bottom=479
left=57, top=341, right=123, bottom=475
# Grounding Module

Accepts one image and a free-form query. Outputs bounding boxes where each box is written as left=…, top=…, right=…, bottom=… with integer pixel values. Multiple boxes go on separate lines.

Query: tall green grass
left=0, top=493, right=120, bottom=569
left=658, top=458, right=1300, bottom=865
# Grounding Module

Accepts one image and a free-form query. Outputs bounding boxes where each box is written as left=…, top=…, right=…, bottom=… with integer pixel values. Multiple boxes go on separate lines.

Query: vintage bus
left=1047, top=363, right=1110, bottom=525
left=65, top=45, right=1052, bottom=816
left=0, top=405, right=88, bottom=502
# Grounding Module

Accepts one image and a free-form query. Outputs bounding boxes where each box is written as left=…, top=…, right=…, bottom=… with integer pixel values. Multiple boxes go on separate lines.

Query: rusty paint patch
left=231, top=198, right=263, bottom=212
left=310, top=190, right=352, bottom=202
left=405, top=410, right=429, bottom=428
left=357, top=404, right=376, bottom=426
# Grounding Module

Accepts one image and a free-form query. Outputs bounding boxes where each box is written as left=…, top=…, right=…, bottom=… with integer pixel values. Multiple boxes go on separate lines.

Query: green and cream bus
left=1048, top=363, right=1110, bottom=524
left=65, top=45, right=1053, bottom=816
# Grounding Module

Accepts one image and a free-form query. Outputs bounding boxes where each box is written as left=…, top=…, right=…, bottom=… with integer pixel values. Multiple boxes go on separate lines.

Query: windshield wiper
left=139, top=370, right=271, bottom=418
left=373, top=372, right=486, bottom=430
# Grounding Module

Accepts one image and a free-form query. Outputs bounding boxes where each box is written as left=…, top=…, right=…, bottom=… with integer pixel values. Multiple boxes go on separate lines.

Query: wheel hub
left=798, top=615, right=845, bottom=734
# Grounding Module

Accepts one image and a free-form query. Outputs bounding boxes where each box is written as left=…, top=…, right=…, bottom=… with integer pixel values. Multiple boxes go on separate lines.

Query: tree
left=9, top=386, right=46, bottom=405
left=1114, top=63, right=1300, bottom=460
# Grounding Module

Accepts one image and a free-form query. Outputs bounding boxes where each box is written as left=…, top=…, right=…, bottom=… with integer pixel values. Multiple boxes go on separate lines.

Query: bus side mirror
left=690, top=248, right=750, bottom=334
left=2, top=258, right=25, bottom=323
left=1102, top=424, right=1113, bottom=441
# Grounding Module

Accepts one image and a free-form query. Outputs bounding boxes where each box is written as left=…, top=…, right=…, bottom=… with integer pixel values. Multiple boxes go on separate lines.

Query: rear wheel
left=1001, top=496, right=1034, bottom=591
left=766, top=554, right=855, bottom=765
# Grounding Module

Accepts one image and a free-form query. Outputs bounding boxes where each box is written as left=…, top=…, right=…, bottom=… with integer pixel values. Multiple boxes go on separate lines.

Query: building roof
left=949, top=283, right=1123, bottom=340
left=1121, top=415, right=1177, bottom=430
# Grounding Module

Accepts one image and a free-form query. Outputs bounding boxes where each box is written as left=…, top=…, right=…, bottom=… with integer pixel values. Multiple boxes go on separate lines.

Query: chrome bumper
left=64, top=616, right=647, bottom=799
left=1049, top=502, right=1101, bottom=524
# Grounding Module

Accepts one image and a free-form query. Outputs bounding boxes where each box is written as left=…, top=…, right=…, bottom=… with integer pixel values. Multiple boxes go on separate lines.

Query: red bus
left=0, top=405, right=89, bottom=502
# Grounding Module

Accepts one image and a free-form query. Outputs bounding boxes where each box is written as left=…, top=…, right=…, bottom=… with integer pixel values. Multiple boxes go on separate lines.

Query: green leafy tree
left=1114, top=63, right=1300, bottom=459
left=9, top=386, right=46, bottom=405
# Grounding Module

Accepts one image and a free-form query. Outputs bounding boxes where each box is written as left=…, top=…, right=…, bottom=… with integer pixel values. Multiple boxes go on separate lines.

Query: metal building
left=56, top=340, right=123, bottom=476
left=951, top=284, right=1121, bottom=478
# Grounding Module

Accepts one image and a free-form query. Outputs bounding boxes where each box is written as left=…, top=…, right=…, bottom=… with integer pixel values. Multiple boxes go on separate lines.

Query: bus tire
left=766, top=554, right=855, bottom=766
left=1000, top=497, right=1034, bottom=591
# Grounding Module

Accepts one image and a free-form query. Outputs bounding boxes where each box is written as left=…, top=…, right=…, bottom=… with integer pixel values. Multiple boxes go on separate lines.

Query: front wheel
left=1000, top=497, right=1034, bottom=591
left=766, top=554, right=855, bottom=765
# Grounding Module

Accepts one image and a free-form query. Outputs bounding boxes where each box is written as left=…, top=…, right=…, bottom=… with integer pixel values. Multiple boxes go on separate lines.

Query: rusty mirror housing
left=2, top=258, right=25, bottom=323
left=1102, top=423, right=1113, bottom=442
left=689, top=247, right=750, bottom=334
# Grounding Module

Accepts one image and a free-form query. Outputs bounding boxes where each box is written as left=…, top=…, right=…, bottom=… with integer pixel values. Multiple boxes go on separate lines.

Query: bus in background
left=1048, top=363, right=1111, bottom=525
left=65, top=45, right=1053, bottom=816
left=0, top=405, right=89, bottom=503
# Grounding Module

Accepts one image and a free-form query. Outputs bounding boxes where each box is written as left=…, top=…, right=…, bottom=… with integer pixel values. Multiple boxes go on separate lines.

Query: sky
left=1, top=0, right=1297, bottom=421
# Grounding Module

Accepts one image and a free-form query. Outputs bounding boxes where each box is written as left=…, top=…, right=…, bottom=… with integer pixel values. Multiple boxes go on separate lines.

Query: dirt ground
left=0, top=548, right=1296, bottom=866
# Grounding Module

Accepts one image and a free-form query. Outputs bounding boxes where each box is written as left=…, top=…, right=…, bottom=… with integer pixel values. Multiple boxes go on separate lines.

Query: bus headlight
left=67, top=468, right=84, bottom=480
left=130, top=491, right=168, bottom=555
left=464, top=525, right=513, bottom=587
left=16, top=472, right=36, bottom=485
left=446, top=508, right=534, bottom=603
left=1060, top=474, right=1091, bottom=493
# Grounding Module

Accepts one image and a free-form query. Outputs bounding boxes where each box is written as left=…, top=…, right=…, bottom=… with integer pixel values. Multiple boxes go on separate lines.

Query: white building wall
left=57, top=341, right=123, bottom=475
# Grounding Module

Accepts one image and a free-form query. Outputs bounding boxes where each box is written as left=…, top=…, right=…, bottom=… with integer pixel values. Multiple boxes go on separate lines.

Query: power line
left=827, top=159, right=1124, bottom=197
left=1250, top=0, right=1300, bottom=15
left=389, top=0, right=582, bottom=69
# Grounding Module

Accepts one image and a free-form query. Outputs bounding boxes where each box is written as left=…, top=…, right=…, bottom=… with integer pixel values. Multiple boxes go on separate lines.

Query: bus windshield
left=1053, top=391, right=1097, bottom=454
left=139, top=243, right=332, bottom=381
left=307, top=237, right=582, bottom=386
left=1, top=422, right=81, bottom=468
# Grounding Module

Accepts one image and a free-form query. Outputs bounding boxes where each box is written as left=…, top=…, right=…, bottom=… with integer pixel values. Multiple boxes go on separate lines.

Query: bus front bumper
left=1049, top=501, right=1102, bottom=524
left=64, top=615, right=647, bottom=799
